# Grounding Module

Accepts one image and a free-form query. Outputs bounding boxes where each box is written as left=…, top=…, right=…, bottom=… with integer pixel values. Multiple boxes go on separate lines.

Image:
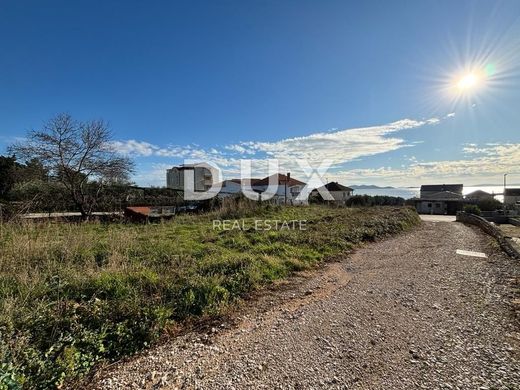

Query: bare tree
left=9, top=114, right=134, bottom=220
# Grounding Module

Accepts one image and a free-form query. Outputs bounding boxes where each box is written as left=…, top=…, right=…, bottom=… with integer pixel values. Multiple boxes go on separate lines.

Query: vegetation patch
left=0, top=205, right=419, bottom=389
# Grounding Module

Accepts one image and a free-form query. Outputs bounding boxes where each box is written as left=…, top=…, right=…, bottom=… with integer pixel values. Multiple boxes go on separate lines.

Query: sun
left=456, top=73, right=479, bottom=91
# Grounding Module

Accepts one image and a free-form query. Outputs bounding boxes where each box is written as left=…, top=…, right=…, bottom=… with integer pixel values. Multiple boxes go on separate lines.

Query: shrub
left=346, top=195, right=405, bottom=207
left=476, top=198, right=502, bottom=211
left=464, top=204, right=481, bottom=215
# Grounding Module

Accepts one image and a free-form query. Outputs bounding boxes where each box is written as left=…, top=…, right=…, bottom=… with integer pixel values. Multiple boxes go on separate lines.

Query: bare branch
left=8, top=114, right=134, bottom=219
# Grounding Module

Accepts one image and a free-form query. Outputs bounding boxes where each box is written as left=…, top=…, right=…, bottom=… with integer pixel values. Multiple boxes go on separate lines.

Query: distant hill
left=472, top=183, right=520, bottom=187
left=350, top=185, right=395, bottom=189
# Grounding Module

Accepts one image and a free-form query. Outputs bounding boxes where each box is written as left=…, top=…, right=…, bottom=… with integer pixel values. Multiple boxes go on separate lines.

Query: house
left=252, top=173, right=307, bottom=204
left=165, top=167, right=308, bottom=204
left=415, top=184, right=464, bottom=215
left=310, top=182, right=354, bottom=204
left=465, top=189, right=494, bottom=201
left=504, top=188, right=520, bottom=206
left=166, top=164, right=212, bottom=192
left=218, top=178, right=261, bottom=197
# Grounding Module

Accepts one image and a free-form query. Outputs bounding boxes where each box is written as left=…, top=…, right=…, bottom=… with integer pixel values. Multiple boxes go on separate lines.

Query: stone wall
left=456, top=212, right=519, bottom=259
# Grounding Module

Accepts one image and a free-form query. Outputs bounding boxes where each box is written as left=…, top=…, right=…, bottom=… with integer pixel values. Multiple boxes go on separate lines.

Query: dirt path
left=93, top=222, right=520, bottom=389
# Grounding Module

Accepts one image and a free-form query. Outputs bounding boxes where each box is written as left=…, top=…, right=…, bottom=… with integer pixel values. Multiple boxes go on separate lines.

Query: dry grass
left=0, top=205, right=420, bottom=389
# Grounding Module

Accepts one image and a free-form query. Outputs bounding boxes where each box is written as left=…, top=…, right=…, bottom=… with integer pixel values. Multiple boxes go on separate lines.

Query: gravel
left=90, top=221, right=520, bottom=390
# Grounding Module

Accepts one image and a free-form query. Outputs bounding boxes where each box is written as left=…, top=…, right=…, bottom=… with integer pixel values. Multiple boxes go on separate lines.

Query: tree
left=15, top=158, right=48, bottom=183
left=9, top=114, right=134, bottom=219
left=0, top=155, right=17, bottom=198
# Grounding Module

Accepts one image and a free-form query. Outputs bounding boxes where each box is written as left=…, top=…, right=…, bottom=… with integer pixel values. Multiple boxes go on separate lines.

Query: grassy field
left=0, top=205, right=419, bottom=389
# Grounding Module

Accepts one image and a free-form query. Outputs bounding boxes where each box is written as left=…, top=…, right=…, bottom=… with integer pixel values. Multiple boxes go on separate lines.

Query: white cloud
left=225, top=118, right=441, bottom=168
left=328, top=143, right=520, bottom=186
left=113, top=115, right=486, bottom=186
left=109, top=140, right=158, bottom=156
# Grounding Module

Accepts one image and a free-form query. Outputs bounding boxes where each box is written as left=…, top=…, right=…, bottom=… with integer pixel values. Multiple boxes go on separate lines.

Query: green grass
left=0, top=205, right=419, bottom=389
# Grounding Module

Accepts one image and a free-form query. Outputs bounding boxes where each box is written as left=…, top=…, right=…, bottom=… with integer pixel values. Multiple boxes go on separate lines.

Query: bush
left=464, top=204, right=481, bottom=215
left=346, top=195, right=405, bottom=207
left=476, top=198, right=502, bottom=211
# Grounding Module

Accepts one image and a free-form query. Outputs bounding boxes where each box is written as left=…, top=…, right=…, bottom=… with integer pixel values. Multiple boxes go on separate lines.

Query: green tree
left=0, top=155, right=17, bottom=197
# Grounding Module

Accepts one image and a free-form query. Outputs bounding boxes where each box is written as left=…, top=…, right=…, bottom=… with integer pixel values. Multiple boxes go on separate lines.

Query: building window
left=427, top=203, right=432, bottom=208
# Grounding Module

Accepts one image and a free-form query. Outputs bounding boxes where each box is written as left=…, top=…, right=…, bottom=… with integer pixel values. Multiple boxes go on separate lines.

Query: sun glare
left=456, top=73, right=479, bottom=91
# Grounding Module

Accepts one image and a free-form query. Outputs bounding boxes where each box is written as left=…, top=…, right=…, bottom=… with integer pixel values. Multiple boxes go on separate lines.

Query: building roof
left=418, top=190, right=463, bottom=201
left=169, top=164, right=206, bottom=171
left=316, top=182, right=353, bottom=192
left=420, top=184, right=463, bottom=194
left=125, top=206, right=177, bottom=218
left=125, top=206, right=151, bottom=216
left=504, top=188, right=520, bottom=196
left=254, top=173, right=306, bottom=187
left=465, top=190, right=492, bottom=198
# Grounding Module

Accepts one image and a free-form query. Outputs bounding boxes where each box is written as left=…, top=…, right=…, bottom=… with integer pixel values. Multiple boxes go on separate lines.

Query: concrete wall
left=456, top=212, right=519, bottom=259
left=329, top=190, right=351, bottom=202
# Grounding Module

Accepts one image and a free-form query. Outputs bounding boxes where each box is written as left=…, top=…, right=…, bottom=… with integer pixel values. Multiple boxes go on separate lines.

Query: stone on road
left=93, top=221, right=520, bottom=390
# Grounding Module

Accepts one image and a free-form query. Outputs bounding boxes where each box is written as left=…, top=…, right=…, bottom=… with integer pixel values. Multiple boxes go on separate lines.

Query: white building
left=218, top=179, right=261, bottom=197
left=166, top=168, right=309, bottom=204
left=217, top=174, right=307, bottom=204
left=252, top=173, right=307, bottom=205
left=504, top=188, right=520, bottom=206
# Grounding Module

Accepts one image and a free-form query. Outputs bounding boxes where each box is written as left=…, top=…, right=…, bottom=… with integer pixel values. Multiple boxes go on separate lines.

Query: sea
left=353, top=186, right=509, bottom=202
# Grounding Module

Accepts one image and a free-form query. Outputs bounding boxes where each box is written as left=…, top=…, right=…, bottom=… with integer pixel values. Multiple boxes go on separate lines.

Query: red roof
left=255, top=173, right=306, bottom=187
left=125, top=206, right=151, bottom=216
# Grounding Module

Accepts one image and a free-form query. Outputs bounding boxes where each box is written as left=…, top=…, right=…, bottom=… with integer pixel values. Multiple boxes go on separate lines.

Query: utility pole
left=285, top=172, right=290, bottom=205
left=503, top=173, right=508, bottom=210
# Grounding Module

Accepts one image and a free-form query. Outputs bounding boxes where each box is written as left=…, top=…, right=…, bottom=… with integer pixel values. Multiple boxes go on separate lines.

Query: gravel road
left=92, top=221, right=520, bottom=389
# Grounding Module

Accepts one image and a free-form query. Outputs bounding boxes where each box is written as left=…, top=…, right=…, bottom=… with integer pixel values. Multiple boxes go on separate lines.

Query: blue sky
left=1, top=0, right=520, bottom=186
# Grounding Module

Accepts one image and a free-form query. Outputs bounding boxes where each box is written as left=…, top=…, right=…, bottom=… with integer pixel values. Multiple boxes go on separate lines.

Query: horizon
left=1, top=0, right=520, bottom=187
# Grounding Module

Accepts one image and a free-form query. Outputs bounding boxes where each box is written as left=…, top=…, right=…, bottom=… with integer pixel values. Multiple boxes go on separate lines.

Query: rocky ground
left=90, top=221, right=520, bottom=389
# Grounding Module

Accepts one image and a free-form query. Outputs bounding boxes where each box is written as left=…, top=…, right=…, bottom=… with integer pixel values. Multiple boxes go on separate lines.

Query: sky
left=1, top=0, right=520, bottom=187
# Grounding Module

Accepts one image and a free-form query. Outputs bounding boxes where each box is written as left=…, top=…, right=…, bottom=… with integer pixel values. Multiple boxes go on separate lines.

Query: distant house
left=465, top=190, right=493, bottom=201
left=310, top=182, right=354, bottom=204
left=218, top=178, right=262, bottom=197
left=415, top=184, right=464, bottom=215
left=253, top=173, right=307, bottom=204
left=165, top=167, right=308, bottom=204
left=504, top=188, right=520, bottom=206
left=166, top=164, right=212, bottom=192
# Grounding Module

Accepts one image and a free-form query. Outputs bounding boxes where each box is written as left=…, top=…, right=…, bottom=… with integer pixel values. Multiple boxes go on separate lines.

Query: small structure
left=414, top=184, right=464, bottom=215
left=310, top=182, right=353, bottom=204
left=504, top=188, right=520, bottom=206
left=124, top=206, right=177, bottom=222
